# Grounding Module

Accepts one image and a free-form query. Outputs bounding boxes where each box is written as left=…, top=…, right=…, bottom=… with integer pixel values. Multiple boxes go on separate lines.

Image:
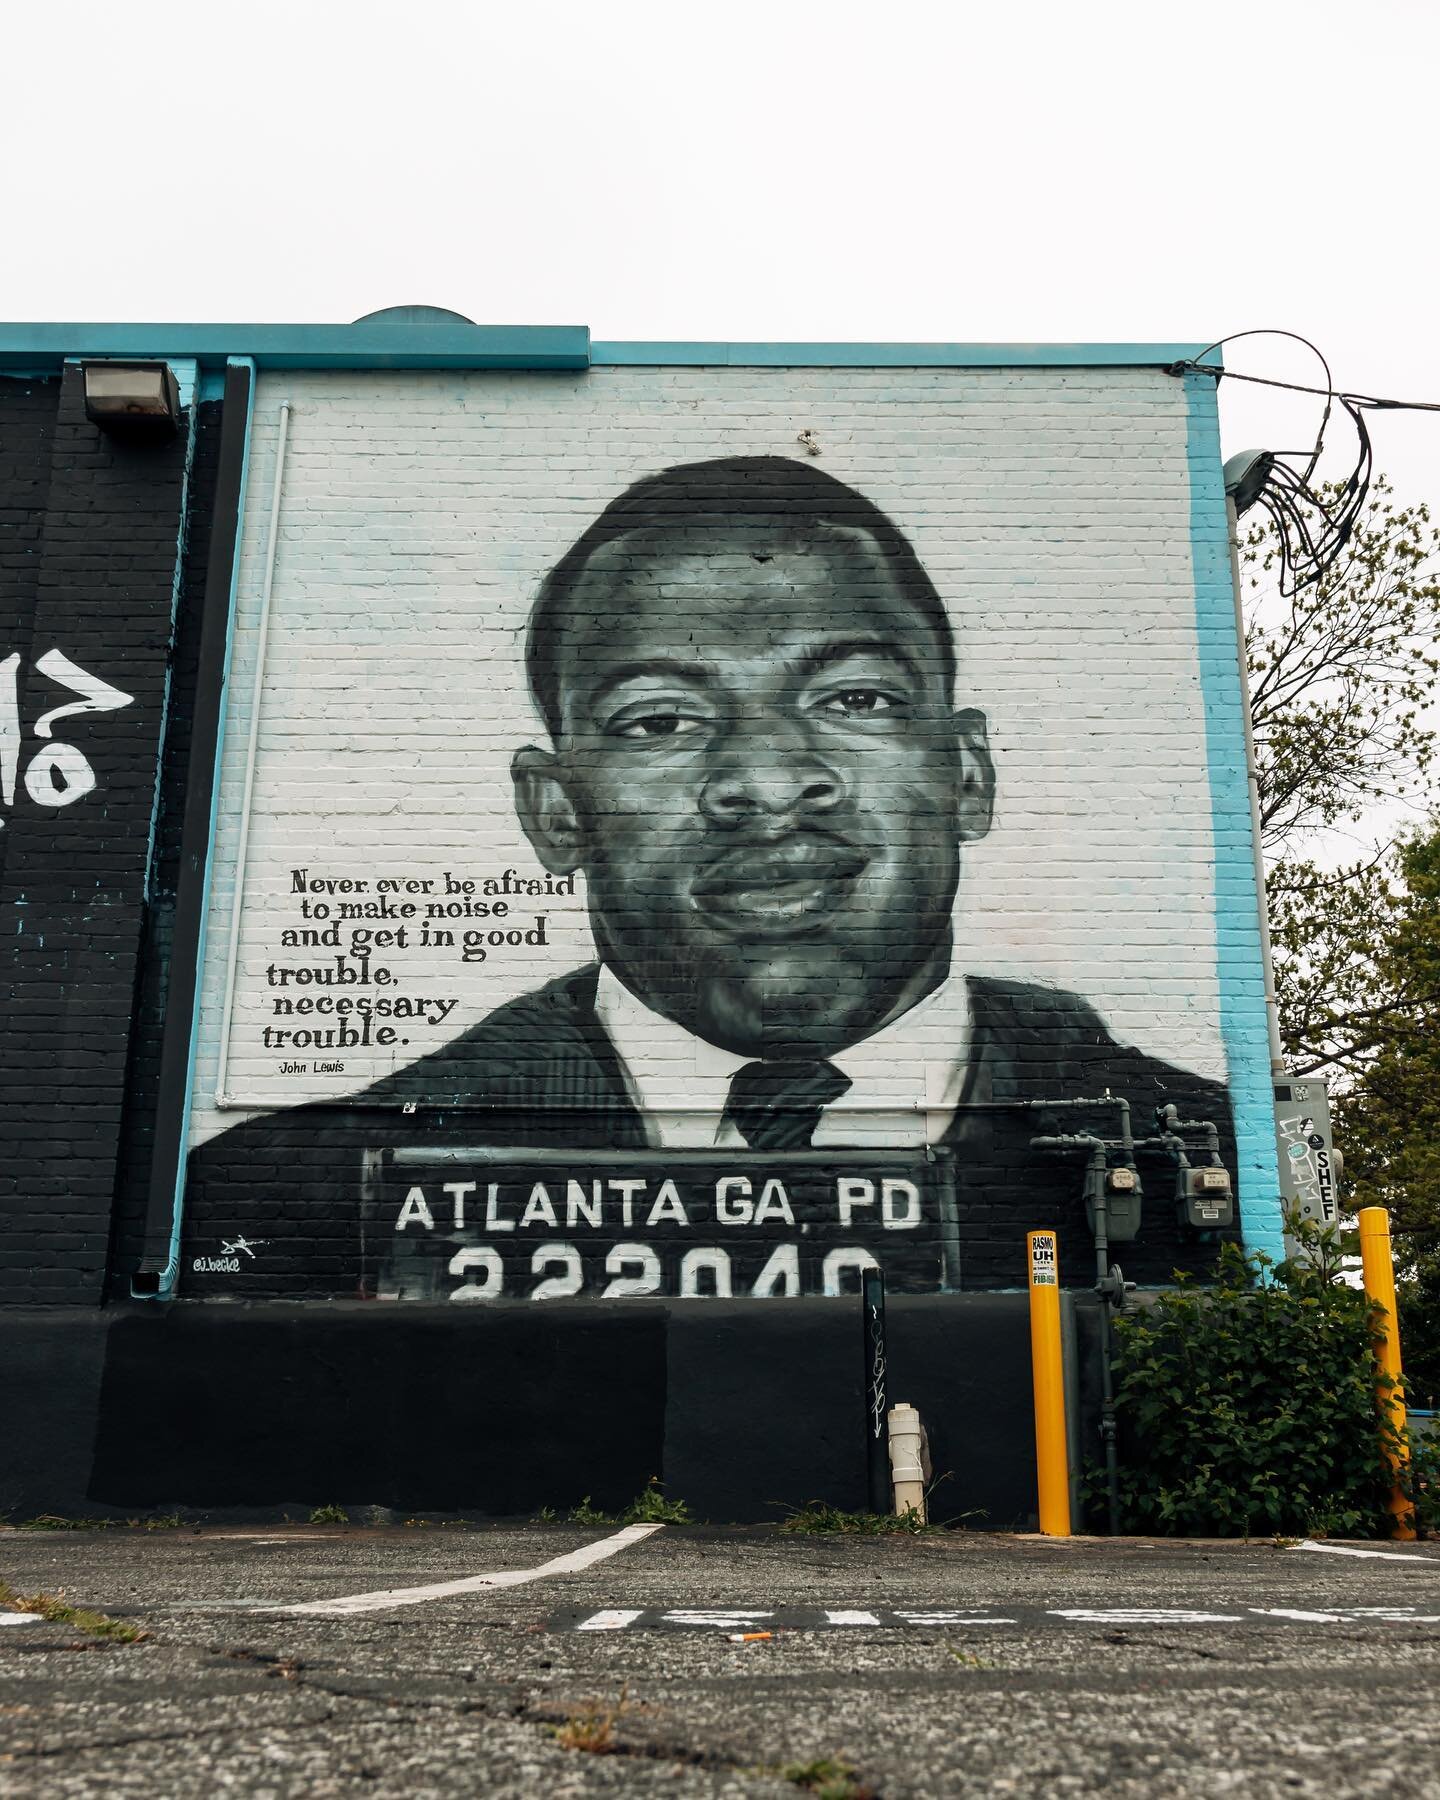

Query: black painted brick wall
left=0, top=369, right=213, bottom=1303
left=0, top=376, right=59, bottom=886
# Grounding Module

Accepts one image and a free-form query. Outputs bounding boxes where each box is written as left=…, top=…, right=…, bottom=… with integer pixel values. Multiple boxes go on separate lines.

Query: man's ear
left=952, top=707, right=996, bottom=843
left=512, top=745, right=585, bottom=874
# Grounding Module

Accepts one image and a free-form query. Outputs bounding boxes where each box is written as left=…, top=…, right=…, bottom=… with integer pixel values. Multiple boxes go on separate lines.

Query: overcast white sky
left=5, top=0, right=1439, bottom=500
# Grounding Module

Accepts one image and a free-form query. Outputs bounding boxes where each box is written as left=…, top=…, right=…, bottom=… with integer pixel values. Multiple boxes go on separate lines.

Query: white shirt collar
left=593, top=963, right=970, bottom=1149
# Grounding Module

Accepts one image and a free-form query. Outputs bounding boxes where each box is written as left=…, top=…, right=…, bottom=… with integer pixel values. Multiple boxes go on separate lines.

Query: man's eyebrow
left=586, top=659, right=715, bottom=709
left=791, top=636, right=926, bottom=685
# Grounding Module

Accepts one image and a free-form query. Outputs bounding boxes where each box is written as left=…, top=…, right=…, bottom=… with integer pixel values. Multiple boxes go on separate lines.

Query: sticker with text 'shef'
left=1029, top=1231, right=1058, bottom=1287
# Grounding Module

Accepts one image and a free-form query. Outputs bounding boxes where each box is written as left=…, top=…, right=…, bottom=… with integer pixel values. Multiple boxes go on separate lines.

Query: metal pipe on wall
left=861, top=1267, right=890, bottom=1514
left=213, top=402, right=291, bottom=1106
left=133, top=358, right=256, bottom=1296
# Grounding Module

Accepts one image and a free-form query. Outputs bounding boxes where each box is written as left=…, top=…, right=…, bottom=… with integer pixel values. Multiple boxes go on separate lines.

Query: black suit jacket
left=184, top=964, right=1237, bottom=1296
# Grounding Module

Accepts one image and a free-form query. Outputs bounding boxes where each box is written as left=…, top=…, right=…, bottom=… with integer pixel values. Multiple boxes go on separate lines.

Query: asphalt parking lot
left=2, top=1522, right=1439, bottom=1798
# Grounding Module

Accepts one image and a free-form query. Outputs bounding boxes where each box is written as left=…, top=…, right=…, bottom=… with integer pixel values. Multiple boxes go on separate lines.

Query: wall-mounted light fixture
left=82, top=362, right=180, bottom=438
left=1222, top=447, right=1276, bottom=516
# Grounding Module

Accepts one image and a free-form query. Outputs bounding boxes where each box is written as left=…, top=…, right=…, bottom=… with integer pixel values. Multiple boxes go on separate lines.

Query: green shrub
left=1109, top=1218, right=1440, bottom=1538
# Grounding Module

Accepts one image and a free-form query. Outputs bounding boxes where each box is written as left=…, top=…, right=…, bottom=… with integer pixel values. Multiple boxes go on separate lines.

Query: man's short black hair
left=525, top=455, right=956, bottom=738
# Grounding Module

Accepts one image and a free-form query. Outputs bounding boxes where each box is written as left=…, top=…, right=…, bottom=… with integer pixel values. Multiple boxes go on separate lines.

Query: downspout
left=212, top=400, right=291, bottom=1105
left=133, top=359, right=256, bottom=1297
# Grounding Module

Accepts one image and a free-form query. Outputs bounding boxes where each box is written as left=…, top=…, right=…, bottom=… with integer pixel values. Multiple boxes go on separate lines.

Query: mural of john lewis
left=186, top=457, right=1238, bottom=1289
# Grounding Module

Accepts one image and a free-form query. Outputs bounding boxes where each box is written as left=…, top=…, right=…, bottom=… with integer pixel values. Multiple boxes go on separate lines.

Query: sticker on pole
left=1029, top=1231, right=1058, bottom=1287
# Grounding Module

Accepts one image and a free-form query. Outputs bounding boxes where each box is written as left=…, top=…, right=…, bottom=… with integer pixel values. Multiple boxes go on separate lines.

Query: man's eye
left=612, top=712, right=704, bottom=739
left=819, top=689, right=898, bottom=716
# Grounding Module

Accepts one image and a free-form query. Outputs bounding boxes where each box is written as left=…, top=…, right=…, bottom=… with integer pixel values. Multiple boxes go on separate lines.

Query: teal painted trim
left=1184, top=372, right=1283, bottom=1264
left=171, top=356, right=198, bottom=412
left=143, top=356, right=257, bottom=1302
left=199, top=370, right=227, bottom=402
left=0, top=322, right=589, bottom=372
left=2, top=327, right=1223, bottom=374
left=590, top=341, right=1223, bottom=368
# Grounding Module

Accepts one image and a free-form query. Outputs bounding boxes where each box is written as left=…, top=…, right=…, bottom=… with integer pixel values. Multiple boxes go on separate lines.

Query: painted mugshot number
left=377, top=1158, right=922, bottom=1302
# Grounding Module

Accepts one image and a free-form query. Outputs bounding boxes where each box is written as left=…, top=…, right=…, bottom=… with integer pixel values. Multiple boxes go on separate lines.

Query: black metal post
left=1088, top=1145, right=1122, bottom=1536
left=862, top=1266, right=890, bottom=1515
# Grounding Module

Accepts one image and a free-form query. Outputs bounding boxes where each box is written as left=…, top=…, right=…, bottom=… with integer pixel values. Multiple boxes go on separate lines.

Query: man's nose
left=698, top=729, right=847, bottom=827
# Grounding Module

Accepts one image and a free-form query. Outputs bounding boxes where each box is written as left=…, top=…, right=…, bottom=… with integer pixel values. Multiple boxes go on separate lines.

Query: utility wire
left=1175, top=363, right=1440, bottom=415
left=1162, top=329, right=1440, bottom=595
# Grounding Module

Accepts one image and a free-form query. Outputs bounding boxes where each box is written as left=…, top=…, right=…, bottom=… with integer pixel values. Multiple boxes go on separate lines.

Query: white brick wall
left=189, top=364, right=1230, bottom=1147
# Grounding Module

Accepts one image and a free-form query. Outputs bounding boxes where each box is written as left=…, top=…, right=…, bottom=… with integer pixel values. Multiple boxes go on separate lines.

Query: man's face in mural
left=513, top=517, right=995, bottom=1058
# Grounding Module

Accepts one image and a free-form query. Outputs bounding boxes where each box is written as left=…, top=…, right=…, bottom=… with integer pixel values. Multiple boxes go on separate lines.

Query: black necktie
left=724, top=1059, right=852, bottom=1151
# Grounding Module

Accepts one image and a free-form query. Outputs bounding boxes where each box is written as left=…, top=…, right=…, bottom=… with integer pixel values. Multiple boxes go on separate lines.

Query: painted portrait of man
left=184, top=456, right=1236, bottom=1293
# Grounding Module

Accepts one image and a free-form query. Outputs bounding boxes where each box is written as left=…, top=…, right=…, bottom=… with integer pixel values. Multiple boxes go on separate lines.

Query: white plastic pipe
left=888, top=1403, right=930, bottom=1520
left=214, top=402, right=291, bottom=1104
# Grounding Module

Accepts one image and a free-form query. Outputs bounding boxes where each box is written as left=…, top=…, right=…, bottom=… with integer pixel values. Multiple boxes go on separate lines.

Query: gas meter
left=1086, top=1162, right=1143, bottom=1243
left=1179, top=1163, right=1233, bottom=1230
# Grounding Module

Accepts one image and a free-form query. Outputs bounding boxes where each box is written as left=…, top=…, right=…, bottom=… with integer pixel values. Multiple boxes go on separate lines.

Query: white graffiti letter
left=32, top=649, right=135, bottom=738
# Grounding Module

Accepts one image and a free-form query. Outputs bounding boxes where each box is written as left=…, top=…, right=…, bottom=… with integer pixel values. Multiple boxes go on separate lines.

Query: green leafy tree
left=1243, top=477, right=1440, bottom=1076
left=1244, top=478, right=1440, bottom=1396
left=1328, top=829, right=1440, bottom=1400
left=1246, top=475, right=1439, bottom=853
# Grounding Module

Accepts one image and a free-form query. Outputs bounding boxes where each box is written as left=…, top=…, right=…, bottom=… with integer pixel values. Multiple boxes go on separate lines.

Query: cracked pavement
left=2, top=1523, right=1439, bottom=1796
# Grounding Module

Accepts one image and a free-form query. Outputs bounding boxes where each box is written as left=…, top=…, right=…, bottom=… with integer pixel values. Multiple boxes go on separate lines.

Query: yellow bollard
left=1357, top=1206, right=1416, bottom=1541
left=1027, top=1230, right=1072, bottom=1536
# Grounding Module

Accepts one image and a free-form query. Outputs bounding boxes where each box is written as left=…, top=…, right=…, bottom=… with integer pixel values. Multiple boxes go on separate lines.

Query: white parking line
left=207, top=1534, right=337, bottom=1543
left=561, top=1602, right=1440, bottom=1632
left=1295, top=1540, right=1437, bottom=1564
left=1052, top=1608, right=1243, bottom=1624
left=271, top=1523, right=665, bottom=1617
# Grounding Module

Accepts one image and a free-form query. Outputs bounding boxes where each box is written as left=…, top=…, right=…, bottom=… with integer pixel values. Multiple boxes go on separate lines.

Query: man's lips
left=690, top=841, right=869, bottom=931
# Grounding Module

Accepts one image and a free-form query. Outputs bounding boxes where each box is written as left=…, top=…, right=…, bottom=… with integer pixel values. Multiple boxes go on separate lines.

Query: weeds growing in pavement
left=777, top=1755, right=877, bottom=1798
left=777, top=1501, right=936, bottom=1536
left=307, top=1504, right=349, bottom=1525
left=551, top=1683, right=631, bottom=1753
left=566, top=1497, right=616, bottom=1525
left=16, top=1513, right=183, bottom=1532
left=565, top=1480, right=691, bottom=1527
left=947, top=1646, right=995, bottom=1669
left=0, top=1580, right=147, bottom=1644
left=531, top=1506, right=560, bottom=1524
left=15, top=1515, right=109, bottom=1531
left=620, top=1477, right=692, bottom=1524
